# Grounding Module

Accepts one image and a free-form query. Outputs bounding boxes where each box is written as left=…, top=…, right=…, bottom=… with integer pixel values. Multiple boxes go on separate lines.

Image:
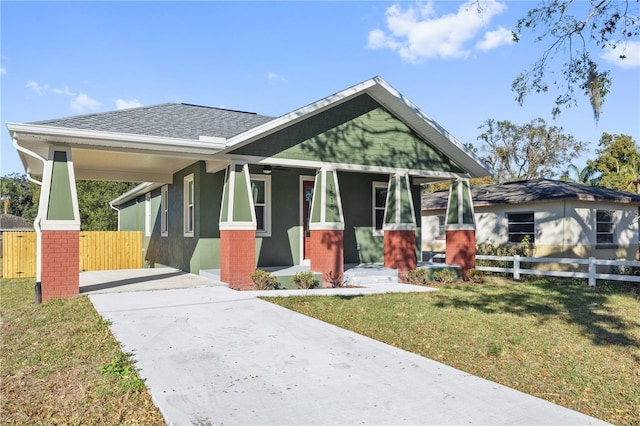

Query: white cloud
left=476, top=26, right=513, bottom=51
left=116, top=98, right=143, bottom=110
left=26, top=81, right=49, bottom=94
left=268, top=72, right=287, bottom=82
left=368, top=0, right=508, bottom=62
left=0, top=67, right=7, bottom=75
left=601, top=41, right=640, bottom=69
left=71, top=93, right=100, bottom=112
left=52, top=86, right=75, bottom=96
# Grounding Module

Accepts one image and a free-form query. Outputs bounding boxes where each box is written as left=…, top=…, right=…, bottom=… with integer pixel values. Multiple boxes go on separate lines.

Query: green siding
left=230, top=94, right=464, bottom=173
left=384, top=176, right=396, bottom=224
left=220, top=166, right=230, bottom=223
left=462, top=180, right=474, bottom=224
left=47, top=151, right=75, bottom=220
left=232, top=164, right=253, bottom=222
left=311, top=176, right=322, bottom=223
left=325, top=170, right=341, bottom=223
left=447, top=183, right=459, bottom=225
left=399, top=176, right=414, bottom=224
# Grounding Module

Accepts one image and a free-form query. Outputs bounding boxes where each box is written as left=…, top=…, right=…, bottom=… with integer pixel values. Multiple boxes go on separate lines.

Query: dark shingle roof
left=30, top=103, right=275, bottom=140
left=422, top=179, right=640, bottom=211
left=0, top=214, right=33, bottom=231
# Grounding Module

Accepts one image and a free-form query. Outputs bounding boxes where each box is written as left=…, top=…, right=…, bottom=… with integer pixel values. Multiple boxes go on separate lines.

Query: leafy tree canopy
left=476, top=118, right=585, bottom=183
left=587, top=132, right=640, bottom=192
left=0, top=173, right=40, bottom=222
left=511, top=0, right=639, bottom=121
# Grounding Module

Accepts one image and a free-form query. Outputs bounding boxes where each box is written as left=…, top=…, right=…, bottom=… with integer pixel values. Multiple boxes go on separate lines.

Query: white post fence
left=473, top=255, right=640, bottom=286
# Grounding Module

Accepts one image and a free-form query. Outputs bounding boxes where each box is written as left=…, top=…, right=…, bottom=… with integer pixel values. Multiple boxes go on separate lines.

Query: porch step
left=344, top=264, right=399, bottom=285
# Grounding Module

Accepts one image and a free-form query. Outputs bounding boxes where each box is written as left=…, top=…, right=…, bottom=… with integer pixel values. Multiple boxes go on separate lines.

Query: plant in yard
left=465, top=268, right=484, bottom=283
left=249, top=269, right=278, bottom=290
left=292, top=271, right=319, bottom=289
left=434, top=269, right=458, bottom=283
left=100, top=353, right=146, bottom=392
left=325, top=270, right=344, bottom=288
left=406, top=268, right=430, bottom=286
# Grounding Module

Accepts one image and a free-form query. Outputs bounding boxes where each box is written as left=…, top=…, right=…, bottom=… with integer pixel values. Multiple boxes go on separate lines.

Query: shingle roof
left=422, top=178, right=640, bottom=211
left=30, top=103, right=275, bottom=140
left=0, top=214, right=33, bottom=231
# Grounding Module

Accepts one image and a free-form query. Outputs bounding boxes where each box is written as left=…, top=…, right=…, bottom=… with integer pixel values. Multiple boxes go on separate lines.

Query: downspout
left=12, top=133, right=46, bottom=304
left=109, top=202, right=121, bottom=231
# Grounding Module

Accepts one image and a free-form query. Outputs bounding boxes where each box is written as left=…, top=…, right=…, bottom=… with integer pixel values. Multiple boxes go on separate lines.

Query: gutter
left=11, top=133, right=45, bottom=303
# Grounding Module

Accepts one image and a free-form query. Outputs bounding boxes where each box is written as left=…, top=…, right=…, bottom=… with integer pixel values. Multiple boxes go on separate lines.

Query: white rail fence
left=474, top=255, right=640, bottom=286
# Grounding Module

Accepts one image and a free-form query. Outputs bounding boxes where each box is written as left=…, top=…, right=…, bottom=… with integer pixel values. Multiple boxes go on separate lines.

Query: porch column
left=219, top=162, right=256, bottom=290
left=445, top=178, right=476, bottom=277
left=39, top=147, right=81, bottom=302
left=309, top=168, right=344, bottom=287
left=383, top=173, right=417, bottom=281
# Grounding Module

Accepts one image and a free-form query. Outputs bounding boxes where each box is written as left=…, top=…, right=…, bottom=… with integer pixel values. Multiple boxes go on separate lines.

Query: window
left=184, top=174, right=194, bottom=237
left=596, top=210, right=614, bottom=245
left=144, top=193, right=151, bottom=237
left=507, top=212, right=534, bottom=243
left=251, top=175, right=271, bottom=236
left=161, top=185, right=169, bottom=237
left=372, top=182, right=388, bottom=235
left=436, top=215, right=445, bottom=239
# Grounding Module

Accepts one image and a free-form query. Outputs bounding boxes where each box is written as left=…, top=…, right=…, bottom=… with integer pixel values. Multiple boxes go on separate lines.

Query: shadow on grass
left=433, top=277, right=640, bottom=350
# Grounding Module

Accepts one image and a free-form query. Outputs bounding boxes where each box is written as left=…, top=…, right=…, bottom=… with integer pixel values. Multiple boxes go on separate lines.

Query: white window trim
left=184, top=173, right=194, bottom=237
left=144, top=192, right=151, bottom=237
left=372, top=181, right=387, bottom=236
left=250, top=174, right=271, bottom=237
left=506, top=211, right=535, bottom=244
left=161, top=185, right=169, bottom=237
left=596, top=209, right=616, bottom=247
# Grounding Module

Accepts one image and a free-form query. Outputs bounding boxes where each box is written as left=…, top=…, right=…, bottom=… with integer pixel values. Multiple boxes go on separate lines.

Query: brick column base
left=446, top=229, right=476, bottom=277
left=310, top=230, right=344, bottom=287
left=41, top=230, right=79, bottom=303
left=220, top=230, right=256, bottom=290
left=384, top=230, right=417, bottom=281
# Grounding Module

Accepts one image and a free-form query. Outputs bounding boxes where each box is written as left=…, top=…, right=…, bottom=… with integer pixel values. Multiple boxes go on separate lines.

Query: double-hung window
left=372, top=182, right=388, bottom=236
left=251, top=175, right=271, bottom=237
left=596, top=210, right=614, bottom=246
left=184, top=174, right=194, bottom=237
left=436, top=215, right=446, bottom=239
left=507, top=212, right=535, bottom=243
left=161, top=185, right=169, bottom=237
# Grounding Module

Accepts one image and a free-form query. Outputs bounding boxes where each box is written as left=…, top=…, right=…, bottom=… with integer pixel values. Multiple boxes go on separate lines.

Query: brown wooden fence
left=2, top=231, right=143, bottom=279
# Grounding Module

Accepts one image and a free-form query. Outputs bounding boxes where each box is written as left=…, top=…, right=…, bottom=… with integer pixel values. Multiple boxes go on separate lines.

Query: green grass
left=266, top=276, right=640, bottom=425
left=0, top=278, right=165, bottom=425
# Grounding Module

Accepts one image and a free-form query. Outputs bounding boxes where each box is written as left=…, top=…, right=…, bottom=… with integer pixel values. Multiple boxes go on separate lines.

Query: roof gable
left=228, top=94, right=465, bottom=173
left=422, top=179, right=640, bottom=210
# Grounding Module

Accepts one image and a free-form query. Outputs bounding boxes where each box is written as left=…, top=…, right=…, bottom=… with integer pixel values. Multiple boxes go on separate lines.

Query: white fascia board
left=6, top=123, right=226, bottom=154
left=221, top=78, right=380, bottom=153
left=110, top=182, right=163, bottom=206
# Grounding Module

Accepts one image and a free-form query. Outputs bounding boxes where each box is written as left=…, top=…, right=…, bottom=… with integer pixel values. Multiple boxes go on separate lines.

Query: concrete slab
left=90, top=285, right=608, bottom=425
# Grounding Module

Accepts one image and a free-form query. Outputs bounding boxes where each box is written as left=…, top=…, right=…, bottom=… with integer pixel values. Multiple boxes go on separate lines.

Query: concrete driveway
left=88, top=273, right=607, bottom=425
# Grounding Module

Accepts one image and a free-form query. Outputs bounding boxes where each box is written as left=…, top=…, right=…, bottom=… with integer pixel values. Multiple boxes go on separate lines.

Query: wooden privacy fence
left=2, top=231, right=143, bottom=279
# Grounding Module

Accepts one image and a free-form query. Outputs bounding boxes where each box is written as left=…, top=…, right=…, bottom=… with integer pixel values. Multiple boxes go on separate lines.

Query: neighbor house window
left=436, top=215, right=446, bottom=239
left=161, top=185, right=169, bottom=237
left=184, top=174, right=194, bottom=237
left=596, top=210, right=614, bottom=245
left=372, top=182, right=388, bottom=236
left=250, top=175, right=271, bottom=237
left=507, top=212, right=535, bottom=243
left=144, top=192, right=151, bottom=237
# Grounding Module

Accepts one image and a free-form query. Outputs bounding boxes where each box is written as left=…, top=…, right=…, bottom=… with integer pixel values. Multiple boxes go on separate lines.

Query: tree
left=76, top=180, right=139, bottom=230
left=511, top=0, right=639, bottom=121
left=587, top=132, right=640, bottom=192
left=0, top=173, right=39, bottom=221
left=559, top=163, right=598, bottom=185
left=476, top=118, right=585, bottom=183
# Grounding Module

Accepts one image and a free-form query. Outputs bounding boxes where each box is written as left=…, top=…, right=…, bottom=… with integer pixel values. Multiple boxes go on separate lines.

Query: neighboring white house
left=422, top=179, right=640, bottom=261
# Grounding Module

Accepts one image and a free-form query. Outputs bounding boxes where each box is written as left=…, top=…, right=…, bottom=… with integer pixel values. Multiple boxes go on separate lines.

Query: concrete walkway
left=88, top=273, right=607, bottom=425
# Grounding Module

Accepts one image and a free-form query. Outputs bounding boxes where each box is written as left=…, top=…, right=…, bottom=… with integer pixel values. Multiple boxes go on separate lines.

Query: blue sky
left=2, top=1, right=639, bottom=177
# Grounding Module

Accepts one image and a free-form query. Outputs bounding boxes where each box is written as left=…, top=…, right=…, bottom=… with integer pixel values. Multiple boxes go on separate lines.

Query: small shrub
left=487, top=343, right=505, bottom=357
left=292, top=271, right=319, bottom=289
left=325, top=270, right=344, bottom=288
left=406, top=268, right=430, bottom=285
left=249, top=269, right=278, bottom=290
left=100, top=353, right=145, bottom=392
left=465, top=268, right=484, bottom=283
left=434, top=269, right=458, bottom=283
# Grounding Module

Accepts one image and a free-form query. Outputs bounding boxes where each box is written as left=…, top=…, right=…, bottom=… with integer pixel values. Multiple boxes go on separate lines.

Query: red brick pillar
left=445, top=229, right=476, bottom=276
left=310, top=229, right=344, bottom=287
left=384, top=230, right=417, bottom=281
left=220, top=230, right=256, bottom=290
left=40, top=230, right=79, bottom=302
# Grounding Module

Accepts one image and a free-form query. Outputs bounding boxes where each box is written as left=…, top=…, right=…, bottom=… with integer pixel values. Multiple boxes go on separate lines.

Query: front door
left=302, top=179, right=314, bottom=261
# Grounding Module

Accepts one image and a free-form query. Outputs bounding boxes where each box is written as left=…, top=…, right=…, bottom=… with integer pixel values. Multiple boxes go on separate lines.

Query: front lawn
left=267, top=277, right=640, bottom=425
left=0, top=278, right=165, bottom=425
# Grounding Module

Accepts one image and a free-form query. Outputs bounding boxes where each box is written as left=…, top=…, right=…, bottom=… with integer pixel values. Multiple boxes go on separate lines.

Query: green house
left=9, top=76, right=490, bottom=295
